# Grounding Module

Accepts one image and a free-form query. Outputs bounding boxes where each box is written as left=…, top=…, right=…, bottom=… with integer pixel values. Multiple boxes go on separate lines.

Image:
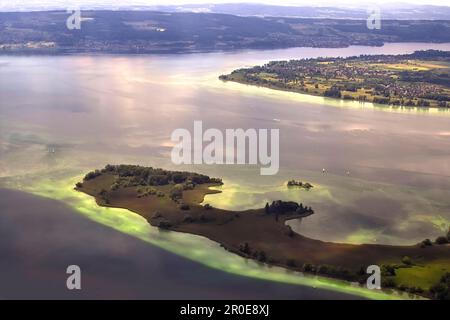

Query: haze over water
left=1, top=42, right=450, bottom=298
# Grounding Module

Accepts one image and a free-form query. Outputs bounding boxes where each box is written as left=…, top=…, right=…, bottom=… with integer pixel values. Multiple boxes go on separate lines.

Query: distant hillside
left=3, top=2, right=450, bottom=20
left=161, top=3, right=450, bottom=20
left=1, top=11, right=450, bottom=54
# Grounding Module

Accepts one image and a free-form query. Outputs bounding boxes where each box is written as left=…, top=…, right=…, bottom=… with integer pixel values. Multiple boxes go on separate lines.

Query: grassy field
left=395, top=260, right=450, bottom=290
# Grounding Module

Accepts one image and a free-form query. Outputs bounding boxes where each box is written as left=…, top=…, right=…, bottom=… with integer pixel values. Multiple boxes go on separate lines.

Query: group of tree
left=430, top=273, right=450, bottom=300
left=323, top=86, right=342, bottom=98
left=264, top=200, right=314, bottom=216
left=83, top=164, right=222, bottom=188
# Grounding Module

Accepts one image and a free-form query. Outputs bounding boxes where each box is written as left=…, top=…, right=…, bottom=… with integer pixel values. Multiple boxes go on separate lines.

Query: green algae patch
left=5, top=175, right=411, bottom=300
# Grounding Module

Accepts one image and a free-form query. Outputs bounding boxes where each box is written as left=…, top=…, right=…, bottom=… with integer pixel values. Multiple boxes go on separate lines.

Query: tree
left=169, top=184, right=183, bottom=200
left=239, top=242, right=250, bottom=254
left=257, top=251, right=267, bottom=262
left=430, top=273, right=450, bottom=300
left=84, top=170, right=101, bottom=180
left=358, top=266, right=366, bottom=276
left=420, top=238, right=433, bottom=248
left=438, top=101, right=448, bottom=108
left=381, top=264, right=396, bottom=276
left=302, top=263, right=315, bottom=273
left=204, top=203, right=213, bottom=210
left=158, top=220, right=172, bottom=229
left=324, top=87, right=342, bottom=98
left=401, top=256, right=412, bottom=265
left=265, top=202, right=270, bottom=214
left=435, top=236, right=449, bottom=245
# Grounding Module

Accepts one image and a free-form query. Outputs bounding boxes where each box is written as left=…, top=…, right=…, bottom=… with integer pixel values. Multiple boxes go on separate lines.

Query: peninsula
left=220, top=50, right=450, bottom=108
left=76, top=165, right=450, bottom=299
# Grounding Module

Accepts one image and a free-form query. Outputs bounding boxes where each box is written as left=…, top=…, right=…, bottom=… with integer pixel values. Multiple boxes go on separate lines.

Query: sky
left=2, top=0, right=450, bottom=8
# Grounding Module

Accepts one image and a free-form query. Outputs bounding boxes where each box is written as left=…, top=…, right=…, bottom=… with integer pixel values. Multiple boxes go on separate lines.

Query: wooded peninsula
left=76, top=165, right=450, bottom=299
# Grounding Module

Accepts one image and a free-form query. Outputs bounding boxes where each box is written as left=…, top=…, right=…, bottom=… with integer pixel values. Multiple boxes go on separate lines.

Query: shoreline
left=2, top=41, right=450, bottom=58
left=221, top=77, right=450, bottom=110
left=0, top=176, right=420, bottom=300
left=219, top=50, right=450, bottom=109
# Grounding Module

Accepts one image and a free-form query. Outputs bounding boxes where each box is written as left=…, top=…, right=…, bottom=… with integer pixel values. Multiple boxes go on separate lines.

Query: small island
left=287, top=179, right=314, bottom=190
left=76, top=165, right=450, bottom=299
left=219, top=50, right=450, bottom=108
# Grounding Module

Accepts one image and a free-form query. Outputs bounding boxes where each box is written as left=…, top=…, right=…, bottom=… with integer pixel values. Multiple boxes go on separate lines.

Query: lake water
left=1, top=42, right=449, bottom=299
left=1, top=188, right=363, bottom=299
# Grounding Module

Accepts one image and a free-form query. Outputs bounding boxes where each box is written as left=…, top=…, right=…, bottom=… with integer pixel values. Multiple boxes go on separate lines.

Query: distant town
left=1, top=11, right=450, bottom=54
left=220, top=50, right=450, bottom=108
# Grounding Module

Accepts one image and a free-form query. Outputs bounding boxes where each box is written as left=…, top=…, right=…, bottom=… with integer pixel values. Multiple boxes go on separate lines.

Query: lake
left=1, top=42, right=449, bottom=299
